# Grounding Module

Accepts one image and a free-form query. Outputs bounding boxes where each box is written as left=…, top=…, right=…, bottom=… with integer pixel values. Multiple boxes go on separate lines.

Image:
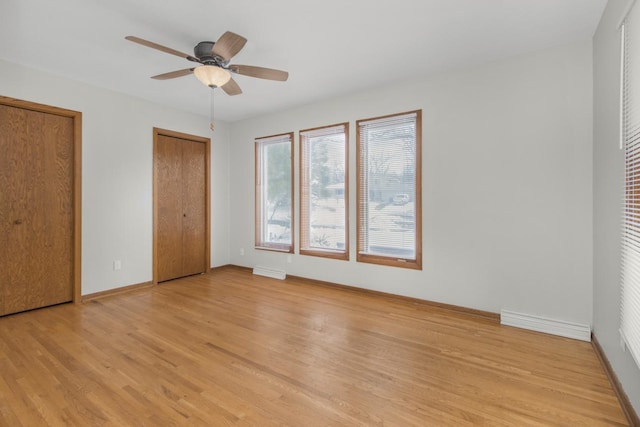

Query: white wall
left=593, top=0, right=640, bottom=414
left=0, top=59, right=231, bottom=295
left=228, top=41, right=594, bottom=325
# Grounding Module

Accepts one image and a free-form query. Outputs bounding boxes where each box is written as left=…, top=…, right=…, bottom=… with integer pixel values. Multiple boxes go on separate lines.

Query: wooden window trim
left=356, top=110, right=422, bottom=270
left=255, top=132, right=295, bottom=253
left=299, top=123, right=349, bottom=260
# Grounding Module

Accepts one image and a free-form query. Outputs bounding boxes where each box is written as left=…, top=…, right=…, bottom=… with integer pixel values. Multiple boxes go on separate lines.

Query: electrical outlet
left=113, top=260, right=121, bottom=271
left=240, top=248, right=244, bottom=256
left=287, top=254, right=292, bottom=264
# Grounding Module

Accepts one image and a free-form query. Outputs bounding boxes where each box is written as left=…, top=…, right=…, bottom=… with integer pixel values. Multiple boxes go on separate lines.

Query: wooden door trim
left=153, top=128, right=211, bottom=284
left=0, top=96, right=82, bottom=303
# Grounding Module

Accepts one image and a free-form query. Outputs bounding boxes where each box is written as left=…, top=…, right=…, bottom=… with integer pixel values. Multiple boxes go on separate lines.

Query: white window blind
left=255, top=133, right=293, bottom=252
left=356, top=111, right=422, bottom=269
left=300, top=124, right=348, bottom=258
left=621, top=0, right=640, bottom=369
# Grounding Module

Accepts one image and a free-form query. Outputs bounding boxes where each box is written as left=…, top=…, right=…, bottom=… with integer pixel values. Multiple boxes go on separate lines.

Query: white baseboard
left=252, top=266, right=286, bottom=280
left=500, top=310, right=591, bottom=342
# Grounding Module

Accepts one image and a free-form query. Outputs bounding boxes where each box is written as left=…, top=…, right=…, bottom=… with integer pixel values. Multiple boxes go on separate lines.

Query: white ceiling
left=0, top=0, right=606, bottom=122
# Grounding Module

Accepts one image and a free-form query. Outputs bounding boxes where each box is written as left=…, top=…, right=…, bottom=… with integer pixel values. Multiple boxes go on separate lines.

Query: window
left=255, top=133, right=294, bottom=252
left=356, top=110, right=422, bottom=269
left=621, top=1, right=640, bottom=369
left=300, top=123, right=349, bottom=259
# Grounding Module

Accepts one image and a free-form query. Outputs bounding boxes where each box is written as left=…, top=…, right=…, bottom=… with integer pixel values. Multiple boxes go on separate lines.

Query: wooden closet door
left=181, top=140, right=206, bottom=276
left=155, top=134, right=206, bottom=282
left=0, top=105, right=74, bottom=316
left=156, top=135, right=186, bottom=282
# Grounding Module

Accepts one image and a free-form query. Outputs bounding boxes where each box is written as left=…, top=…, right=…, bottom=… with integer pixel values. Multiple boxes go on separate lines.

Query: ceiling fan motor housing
left=194, top=41, right=225, bottom=65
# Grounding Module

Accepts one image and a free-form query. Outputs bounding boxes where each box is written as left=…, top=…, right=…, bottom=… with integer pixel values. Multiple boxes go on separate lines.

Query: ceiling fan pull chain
left=210, top=88, right=215, bottom=131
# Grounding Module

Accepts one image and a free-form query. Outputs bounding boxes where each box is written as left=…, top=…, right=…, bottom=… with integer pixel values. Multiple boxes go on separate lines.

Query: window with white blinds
left=356, top=110, right=422, bottom=269
left=621, top=0, right=640, bottom=369
left=255, top=133, right=294, bottom=252
left=300, top=123, right=349, bottom=259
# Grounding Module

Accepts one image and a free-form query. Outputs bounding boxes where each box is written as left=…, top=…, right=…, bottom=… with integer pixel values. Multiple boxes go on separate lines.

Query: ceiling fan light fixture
left=194, top=65, right=231, bottom=88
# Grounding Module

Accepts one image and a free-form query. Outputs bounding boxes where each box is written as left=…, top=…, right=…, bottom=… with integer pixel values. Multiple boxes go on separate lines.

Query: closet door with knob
left=0, top=101, right=78, bottom=315
left=154, top=130, right=209, bottom=283
left=181, top=140, right=207, bottom=277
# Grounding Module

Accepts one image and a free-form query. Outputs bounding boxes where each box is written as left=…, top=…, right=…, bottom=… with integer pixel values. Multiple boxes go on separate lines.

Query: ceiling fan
left=125, top=31, right=289, bottom=96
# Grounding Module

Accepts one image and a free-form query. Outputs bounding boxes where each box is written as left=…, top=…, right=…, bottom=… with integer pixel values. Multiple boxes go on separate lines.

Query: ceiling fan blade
left=229, top=64, right=289, bottom=81
left=221, top=77, right=242, bottom=96
left=151, top=68, right=194, bottom=80
left=211, top=31, right=247, bottom=62
left=125, top=36, right=199, bottom=62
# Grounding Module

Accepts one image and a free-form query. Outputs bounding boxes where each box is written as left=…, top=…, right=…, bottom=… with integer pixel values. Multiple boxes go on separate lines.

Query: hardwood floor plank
left=0, top=267, right=630, bottom=425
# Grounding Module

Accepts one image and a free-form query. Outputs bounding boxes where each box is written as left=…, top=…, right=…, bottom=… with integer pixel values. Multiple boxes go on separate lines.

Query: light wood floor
left=0, top=267, right=628, bottom=426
